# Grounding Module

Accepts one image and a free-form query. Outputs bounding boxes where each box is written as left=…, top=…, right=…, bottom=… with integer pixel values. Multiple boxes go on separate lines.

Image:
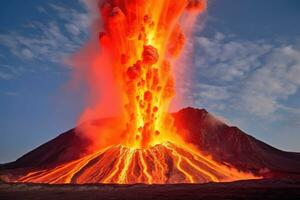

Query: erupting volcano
left=2, top=0, right=300, bottom=186
left=65, top=0, right=257, bottom=184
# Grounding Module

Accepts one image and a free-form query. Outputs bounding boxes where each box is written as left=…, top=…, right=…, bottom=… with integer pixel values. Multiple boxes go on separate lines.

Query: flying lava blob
left=11, top=0, right=260, bottom=184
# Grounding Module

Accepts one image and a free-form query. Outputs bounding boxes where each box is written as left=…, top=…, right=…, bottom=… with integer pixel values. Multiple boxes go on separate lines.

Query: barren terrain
left=1, top=179, right=300, bottom=200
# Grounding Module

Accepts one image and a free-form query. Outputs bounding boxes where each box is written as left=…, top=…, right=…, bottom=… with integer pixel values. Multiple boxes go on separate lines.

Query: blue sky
left=0, top=0, right=300, bottom=163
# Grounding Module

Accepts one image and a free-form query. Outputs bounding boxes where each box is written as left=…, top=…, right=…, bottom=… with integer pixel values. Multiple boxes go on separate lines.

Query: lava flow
left=16, top=142, right=257, bottom=184
left=11, top=0, right=259, bottom=184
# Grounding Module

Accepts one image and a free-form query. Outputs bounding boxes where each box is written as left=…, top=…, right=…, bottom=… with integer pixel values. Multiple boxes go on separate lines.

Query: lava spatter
left=79, top=0, right=209, bottom=150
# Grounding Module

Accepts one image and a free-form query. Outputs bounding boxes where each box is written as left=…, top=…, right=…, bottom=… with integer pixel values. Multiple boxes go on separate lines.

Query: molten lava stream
left=16, top=143, right=258, bottom=184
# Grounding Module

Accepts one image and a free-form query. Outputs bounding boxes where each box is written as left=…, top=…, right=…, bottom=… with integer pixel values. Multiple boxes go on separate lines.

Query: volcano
left=1, top=107, right=300, bottom=184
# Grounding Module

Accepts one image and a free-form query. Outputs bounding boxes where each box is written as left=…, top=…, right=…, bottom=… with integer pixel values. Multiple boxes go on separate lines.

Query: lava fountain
left=13, top=0, right=260, bottom=184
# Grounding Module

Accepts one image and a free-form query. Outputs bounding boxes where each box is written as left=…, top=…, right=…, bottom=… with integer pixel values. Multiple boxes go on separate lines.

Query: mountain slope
left=173, top=107, right=300, bottom=178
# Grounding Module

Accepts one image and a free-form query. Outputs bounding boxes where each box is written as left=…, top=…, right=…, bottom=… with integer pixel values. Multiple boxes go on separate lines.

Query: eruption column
left=97, top=0, right=207, bottom=149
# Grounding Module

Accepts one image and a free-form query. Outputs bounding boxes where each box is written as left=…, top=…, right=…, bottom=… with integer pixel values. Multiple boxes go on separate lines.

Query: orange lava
left=16, top=143, right=257, bottom=184
left=12, top=0, right=260, bottom=184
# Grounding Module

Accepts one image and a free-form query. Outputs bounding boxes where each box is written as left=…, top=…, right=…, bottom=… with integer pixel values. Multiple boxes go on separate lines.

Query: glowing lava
left=10, top=0, right=260, bottom=184
left=16, top=143, right=257, bottom=184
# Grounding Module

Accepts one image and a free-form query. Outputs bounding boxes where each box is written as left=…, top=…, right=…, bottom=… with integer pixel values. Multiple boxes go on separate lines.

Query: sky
left=0, top=0, right=300, bottom=163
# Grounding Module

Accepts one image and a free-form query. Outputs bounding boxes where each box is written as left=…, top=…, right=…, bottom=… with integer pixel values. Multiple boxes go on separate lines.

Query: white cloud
left=37, top=6, right=46, bottom=13
left=0, top=1, right=89, bottom=67
left=188, top=32, right=300, bottom=118
left=65, top=23, right=81, bottom=36
left=195, top=83, right=229, bottom=101
left=49, top=3, right=90, bottom=32
left=0, top=64, right=24, bottom=80
left=238, top=46, right=300, bottom=116
left=21, top=48, right=34, bottom=59
left=196, top=32, right=272, bottom=82
left=0, top=71, right=14, bottom=80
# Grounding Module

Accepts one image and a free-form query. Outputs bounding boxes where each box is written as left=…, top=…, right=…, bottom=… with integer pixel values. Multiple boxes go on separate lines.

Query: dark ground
left=0, top=179, right=300, bottom=200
